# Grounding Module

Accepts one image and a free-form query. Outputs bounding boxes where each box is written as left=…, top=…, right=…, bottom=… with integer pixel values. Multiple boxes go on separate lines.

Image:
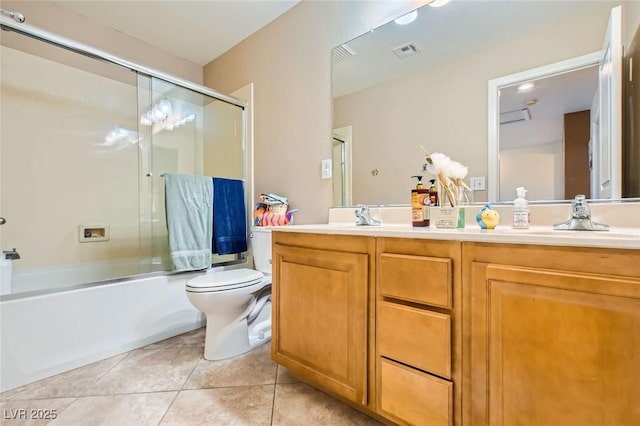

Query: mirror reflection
left=332, top=0, right=638, bottom=206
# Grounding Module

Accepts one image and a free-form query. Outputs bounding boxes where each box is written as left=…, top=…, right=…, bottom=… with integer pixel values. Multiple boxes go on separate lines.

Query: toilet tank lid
left=186, top=268, right=264, bottom=289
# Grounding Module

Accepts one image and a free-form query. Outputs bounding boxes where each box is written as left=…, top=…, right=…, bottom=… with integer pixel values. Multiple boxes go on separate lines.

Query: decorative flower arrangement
left=422, top=150, right=472, bottom=207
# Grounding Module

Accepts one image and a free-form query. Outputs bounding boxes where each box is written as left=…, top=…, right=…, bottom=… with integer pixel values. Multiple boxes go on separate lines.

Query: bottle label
left=412, top=192, right=430, bottom=224
left=513, top=210, right=530, bottom=226
left=436, top=206, right=458, bottom=228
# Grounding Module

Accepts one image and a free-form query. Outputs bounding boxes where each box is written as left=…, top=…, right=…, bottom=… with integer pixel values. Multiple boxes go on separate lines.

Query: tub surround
left=270, top=205, right=640, bottom=425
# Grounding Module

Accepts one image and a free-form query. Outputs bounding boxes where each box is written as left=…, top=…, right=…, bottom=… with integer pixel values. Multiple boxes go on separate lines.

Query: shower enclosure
left=0, top=17, right=246, bottom=298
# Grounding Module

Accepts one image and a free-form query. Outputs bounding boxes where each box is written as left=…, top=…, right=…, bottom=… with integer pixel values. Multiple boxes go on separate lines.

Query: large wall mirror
left=332, top=0, right=639, bottom=206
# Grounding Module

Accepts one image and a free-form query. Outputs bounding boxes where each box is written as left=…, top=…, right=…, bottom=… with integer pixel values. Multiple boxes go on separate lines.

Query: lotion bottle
left=428, top=179, right=438, bottom=206
left=512, top=187, right=530, bottom=229
left=411, top=175, right=430, bottom=227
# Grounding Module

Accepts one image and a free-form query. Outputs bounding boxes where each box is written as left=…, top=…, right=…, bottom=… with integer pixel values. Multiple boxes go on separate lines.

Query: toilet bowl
left=185, top=227, right=272, bottom=360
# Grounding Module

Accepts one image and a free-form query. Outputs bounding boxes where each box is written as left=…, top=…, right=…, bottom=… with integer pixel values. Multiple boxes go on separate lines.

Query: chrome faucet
left=355, top=205, right=381, bottom=226
left=553, top=195, right=609, bottom=231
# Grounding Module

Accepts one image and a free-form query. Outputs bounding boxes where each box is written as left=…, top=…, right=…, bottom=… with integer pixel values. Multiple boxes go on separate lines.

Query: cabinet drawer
left=379, top=358, right=453, bottom=426
left=378, top=301, right=451, bottom=378
left=379, top=253, right=452, bottom=308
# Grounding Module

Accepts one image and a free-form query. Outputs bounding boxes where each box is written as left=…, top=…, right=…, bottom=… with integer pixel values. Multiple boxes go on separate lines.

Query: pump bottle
left=411, top=175, right=430, bottom=227
left=428, top=179, right=438, bottom=206
left=512, top=186, right=530, bottom=229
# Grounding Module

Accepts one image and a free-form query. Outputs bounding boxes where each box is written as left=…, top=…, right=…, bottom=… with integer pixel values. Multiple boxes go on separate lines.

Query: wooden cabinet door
left=272, top=243, right=369, bottom=405
left=471, top=262, right=640, bottom=426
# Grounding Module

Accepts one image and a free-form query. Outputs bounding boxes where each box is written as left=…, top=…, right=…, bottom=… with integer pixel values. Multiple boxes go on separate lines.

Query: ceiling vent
left=500, top=108, right=532, bottom=125
left=332, top=44, right=356, bottom=64
left=393, top=42, right=421, bottom=59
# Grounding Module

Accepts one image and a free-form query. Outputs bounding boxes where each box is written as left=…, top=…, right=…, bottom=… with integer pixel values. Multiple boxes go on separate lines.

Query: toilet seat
left=186, top=268, right=265, bottom=293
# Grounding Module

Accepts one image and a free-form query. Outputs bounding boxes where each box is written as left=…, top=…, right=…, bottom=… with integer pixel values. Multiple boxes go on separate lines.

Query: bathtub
left=5, top=257, right=168, bottom=295
left=0, top=270, right=211, bottom=392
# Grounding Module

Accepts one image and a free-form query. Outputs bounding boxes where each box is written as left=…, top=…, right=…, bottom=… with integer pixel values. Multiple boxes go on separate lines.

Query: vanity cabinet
left=464, top=243, right=640, bottom=426
left=271, top=232, right=375, bottom=408
left=272, top=230, right=640, bottom=426
left=376, top=238, right=462, bottom=426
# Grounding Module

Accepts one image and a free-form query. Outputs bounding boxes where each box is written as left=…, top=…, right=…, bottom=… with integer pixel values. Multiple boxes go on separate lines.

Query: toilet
left=186, top=227, right=272, bottom=360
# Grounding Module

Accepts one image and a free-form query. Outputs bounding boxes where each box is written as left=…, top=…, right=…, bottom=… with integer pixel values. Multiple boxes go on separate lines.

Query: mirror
left=332, top=0, right=637, bottom=206
left=488, top=53, right=602, bottom=202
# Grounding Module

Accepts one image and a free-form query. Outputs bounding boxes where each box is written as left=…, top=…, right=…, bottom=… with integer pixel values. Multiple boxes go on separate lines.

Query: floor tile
left=143, top=328, right=205, bottom=350
left=160, top=386, right=274, bottom=426
left=48, top=391, right=176, bottom=426
left=0, top=397, right=75, bottom=426
left=0, top=353, right=128, bottom=400
left=84, top=347, right=201, bottom=395
left=183, top=343, right=276, bottom=389
left=275, top=365, right=300, bottom=384
left=272, top=383, right=383, bottom=426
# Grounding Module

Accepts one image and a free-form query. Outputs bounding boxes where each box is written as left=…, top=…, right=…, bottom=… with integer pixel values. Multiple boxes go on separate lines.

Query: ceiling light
left=394, top=10, right=418, bottom=25
left=429, top=0, right=451, bottom=7
left=517, top=82, right=535, bottom=92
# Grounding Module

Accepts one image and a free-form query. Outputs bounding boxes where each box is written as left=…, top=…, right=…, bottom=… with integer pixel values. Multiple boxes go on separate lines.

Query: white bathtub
left=0, top=270, right=209, bottom=392
left=6, top=257, right=168, bottom=295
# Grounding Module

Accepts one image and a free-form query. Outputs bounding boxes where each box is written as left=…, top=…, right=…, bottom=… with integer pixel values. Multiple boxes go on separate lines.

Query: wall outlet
left=470, top=176, right=486, bottom=191
left=321, top=159, right=332, bottom=179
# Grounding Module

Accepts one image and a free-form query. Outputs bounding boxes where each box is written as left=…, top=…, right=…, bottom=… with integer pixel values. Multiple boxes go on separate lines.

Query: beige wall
left=1, top=1, right=202, bottom=83
left=203, top=0, right=428, bottom=223
left=625, top=1, right=640, bottom=47
left=334, top=4, right=613, bottom=205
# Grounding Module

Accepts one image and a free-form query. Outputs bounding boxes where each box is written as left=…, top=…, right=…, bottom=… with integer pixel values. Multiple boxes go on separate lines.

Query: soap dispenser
left=411, top=175, right=430, bottom=227
left=428, top=179, right=438, bottom=206
left=512, top=186, right=530, bottom=229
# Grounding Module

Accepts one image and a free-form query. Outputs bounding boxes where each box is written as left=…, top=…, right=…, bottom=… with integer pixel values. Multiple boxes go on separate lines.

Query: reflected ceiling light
left=157, top=99, right=172, bottom=116
left=394, top=10, right=418, bottom=25
left=104, top=128, right=139, bottom=146
left=140, top=99, right=173, bottom=126
left=139, top=114, right=153, bottom=126
left=517, top=82, right=535, bottom=92
left=428, top=0, right=451, bottom=7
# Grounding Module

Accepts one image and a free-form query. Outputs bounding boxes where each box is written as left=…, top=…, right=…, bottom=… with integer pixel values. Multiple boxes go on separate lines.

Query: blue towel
left=212, top=177, right=248, bottom=255
left=164, top=173, right=213, bottom=271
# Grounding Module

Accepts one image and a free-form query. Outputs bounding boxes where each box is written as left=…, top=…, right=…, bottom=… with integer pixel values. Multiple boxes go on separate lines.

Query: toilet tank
left=251, top=227, right=272, bottom=275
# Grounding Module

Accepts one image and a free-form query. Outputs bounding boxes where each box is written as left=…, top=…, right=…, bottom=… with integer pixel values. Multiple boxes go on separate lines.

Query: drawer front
left=379, top=253, right=452, bottom=308
left=379, top=358, right=453, bottom=426
left=378, top=301, right=451, bottom=378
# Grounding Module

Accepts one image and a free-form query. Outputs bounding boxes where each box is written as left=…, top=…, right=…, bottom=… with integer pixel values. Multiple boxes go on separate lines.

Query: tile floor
left=0, top=328, right=383, bottom=425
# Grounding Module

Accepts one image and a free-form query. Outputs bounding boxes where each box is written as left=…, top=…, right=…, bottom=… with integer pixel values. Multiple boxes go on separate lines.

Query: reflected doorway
left=332, top=126, right=352, bottom=206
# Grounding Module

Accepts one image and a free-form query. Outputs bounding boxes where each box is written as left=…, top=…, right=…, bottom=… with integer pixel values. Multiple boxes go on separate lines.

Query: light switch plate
left=470, top=176, right=486, bottom=191
left=321, top=159, right=332, bottom=179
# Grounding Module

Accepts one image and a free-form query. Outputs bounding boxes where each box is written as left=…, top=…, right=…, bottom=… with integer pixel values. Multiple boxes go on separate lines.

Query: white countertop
left=271, top=223, right=640, bottom=250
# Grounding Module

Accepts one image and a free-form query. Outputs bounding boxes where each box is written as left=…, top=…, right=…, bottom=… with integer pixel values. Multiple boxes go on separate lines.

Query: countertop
left=270, top=223, right=640, bottom=250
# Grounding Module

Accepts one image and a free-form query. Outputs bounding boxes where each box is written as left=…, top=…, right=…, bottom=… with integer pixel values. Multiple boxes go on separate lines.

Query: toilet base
left=203, top=300, right=272, bottom=361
